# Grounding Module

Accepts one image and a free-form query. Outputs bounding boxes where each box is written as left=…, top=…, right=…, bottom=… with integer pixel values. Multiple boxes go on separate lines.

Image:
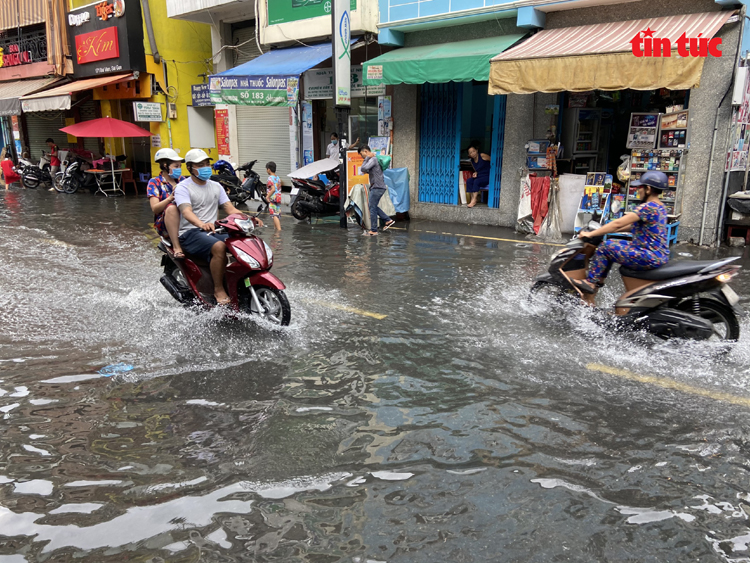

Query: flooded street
left=4, top=189, right=750, bottom=562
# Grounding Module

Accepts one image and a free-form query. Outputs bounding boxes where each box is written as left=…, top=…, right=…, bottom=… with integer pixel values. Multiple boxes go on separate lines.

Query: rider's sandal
left=383, top=220, right=396, bottom=231
left=570, top=279, right=597, bottom=294
left=216, top=297, right=232, bottom=306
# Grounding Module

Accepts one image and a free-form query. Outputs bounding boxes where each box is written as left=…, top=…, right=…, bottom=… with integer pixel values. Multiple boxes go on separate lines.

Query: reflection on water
left=2, top=190, right=750, bottom=561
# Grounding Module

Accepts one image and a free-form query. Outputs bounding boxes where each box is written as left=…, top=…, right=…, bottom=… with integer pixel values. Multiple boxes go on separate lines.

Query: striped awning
left=0, top=0, right=46, bottom=31
left=0, top=77, right=60, bottom=116
left=489, top=11, right=736, bottom=95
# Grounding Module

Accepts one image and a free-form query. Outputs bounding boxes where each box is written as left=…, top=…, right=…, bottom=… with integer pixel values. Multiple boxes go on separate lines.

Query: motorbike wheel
left=63, top=177, right=79, bottom=194
left=21, top=172, right=39, bottom=189
left=53, top=173, right=66, bottom=193
left=677, top=298, right=740, bottom=342
left=291, top=198, right=310, bottom=220
left=244, top=286, right=291, bottom=326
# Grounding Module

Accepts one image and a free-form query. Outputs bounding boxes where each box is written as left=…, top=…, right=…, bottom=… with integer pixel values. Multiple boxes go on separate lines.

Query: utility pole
left=332, top=0, right=351, bottom=228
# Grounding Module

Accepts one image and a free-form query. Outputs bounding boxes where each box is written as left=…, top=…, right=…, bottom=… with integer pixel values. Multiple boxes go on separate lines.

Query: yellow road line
left=388, top=227, right=565, bottom=247
left=587, top=363, right=750, bottom=408
left=306, top=300, right=387, bottom=320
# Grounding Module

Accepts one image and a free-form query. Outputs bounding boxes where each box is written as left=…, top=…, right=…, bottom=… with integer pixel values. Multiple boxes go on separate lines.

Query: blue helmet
left=213, top=160, right=235, bottom=174
left=631, top=171, right=669, bottom=191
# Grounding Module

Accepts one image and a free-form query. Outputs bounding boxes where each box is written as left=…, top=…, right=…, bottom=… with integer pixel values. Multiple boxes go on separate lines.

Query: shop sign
left=366, top=65, right=383, bottom=81
left=0, top=45, right=32, bottom=67
left=191, top=83, right=213, bottom=107
left=268, top=0, right=356, bottom=26
left=66, top=0, right=146, bottom=78
left=151, top=134, right=161, bottom=148
left=303, top=66, right=385, bottom=99
left=75, top=27, right=119, bottom=65
left=209, top=75, right=299, bottom=107
left=631, top=27, right=722, bottom=58
left=133, top=101, right=163, bottom=122
left=346, top=150, right=368, bottom=189
left=333, top=0, right=351, bottom=107
left=215, top=109, right=230, bottom=155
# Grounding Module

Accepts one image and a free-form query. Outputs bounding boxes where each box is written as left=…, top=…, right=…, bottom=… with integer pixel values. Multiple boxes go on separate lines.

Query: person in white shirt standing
left=173, top=149, right=247, bottom=306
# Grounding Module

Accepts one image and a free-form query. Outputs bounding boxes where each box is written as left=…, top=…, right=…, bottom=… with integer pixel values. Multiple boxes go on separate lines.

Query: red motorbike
left=290, top=166, right=341, bottom=221
left=158, top=213, right=291, bottom=326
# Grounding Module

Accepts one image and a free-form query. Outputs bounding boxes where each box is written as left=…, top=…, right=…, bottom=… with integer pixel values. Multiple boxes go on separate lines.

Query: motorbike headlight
left=234, top=248, right=260, bottom=269
left=236, top=218, right=255, bottom=233
left=263, top=241, right=273, bottom=264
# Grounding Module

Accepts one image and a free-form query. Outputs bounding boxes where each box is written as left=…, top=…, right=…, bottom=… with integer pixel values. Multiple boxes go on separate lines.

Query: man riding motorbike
left=571, top=170, right=670, bottom=295
left=174, top=149, right=262, bottom=306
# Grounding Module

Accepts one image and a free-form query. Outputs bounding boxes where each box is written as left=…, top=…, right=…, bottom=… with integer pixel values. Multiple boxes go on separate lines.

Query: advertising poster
left=728, top=67, right=750, bottom=172
left=377, top=95, right=391, bottom=136
left=303, top=66, right=385, bottom=99
left=346, top=150, right=368, bottom=190
left=301, top=101, right=314, bottom=166
left=215, top=109, right=230, bottom=155
left=209, top=75, right=299, bottom=107
left=289, top=107, right=299, bottom=173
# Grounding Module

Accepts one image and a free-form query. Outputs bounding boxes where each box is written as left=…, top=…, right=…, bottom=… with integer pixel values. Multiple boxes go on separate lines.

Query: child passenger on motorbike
left=572, top=171, right=670, bottom=295
left=147, top=148, right=185, bottom=258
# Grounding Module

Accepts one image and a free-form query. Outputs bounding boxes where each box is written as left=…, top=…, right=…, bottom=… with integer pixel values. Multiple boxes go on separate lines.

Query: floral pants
left=588, top=240, right=668, bottom=285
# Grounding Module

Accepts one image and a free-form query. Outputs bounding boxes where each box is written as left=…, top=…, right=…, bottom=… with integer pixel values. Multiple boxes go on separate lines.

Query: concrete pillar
left=392, top=84, right=419, bottom=206
left=497, top=94, right=535, bottom=227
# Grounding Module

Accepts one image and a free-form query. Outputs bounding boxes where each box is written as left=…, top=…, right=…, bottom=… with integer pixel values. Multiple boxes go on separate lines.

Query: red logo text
left=630, top=28, right=722, bottom=58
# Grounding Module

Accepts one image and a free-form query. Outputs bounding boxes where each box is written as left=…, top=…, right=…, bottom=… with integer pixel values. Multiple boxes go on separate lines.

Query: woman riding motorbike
left=572, top=170, right=670, bottom=294
left=147, top=148, right=186, bottom=258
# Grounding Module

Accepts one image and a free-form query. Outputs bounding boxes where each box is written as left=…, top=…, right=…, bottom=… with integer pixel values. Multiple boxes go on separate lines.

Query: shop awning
left=209, top=41, right=356, bottom=107
left=20, top=73, right=134, bottom=113
left=362, top=35, right=526, bottom=86
left=489, top=11, right=736, bottom=95
left=0, top=77, right=61, bottom=117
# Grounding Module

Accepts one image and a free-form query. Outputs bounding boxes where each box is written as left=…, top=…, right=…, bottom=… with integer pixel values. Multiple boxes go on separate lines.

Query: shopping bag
left=376, top=154, right=391, bottom=171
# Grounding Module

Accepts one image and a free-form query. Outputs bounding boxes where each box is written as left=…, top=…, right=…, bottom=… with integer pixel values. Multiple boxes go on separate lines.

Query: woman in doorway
left=147, top=148, right=186, bottom=258
left=466, top=143, right=491, bottom=208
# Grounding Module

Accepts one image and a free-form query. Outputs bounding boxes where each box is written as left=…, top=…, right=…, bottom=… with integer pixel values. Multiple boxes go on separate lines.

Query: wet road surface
left=2, top=189, right=750, bottom=562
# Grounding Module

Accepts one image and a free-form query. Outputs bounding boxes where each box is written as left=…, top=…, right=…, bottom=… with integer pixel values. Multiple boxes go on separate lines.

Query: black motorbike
left=57, top=156, right=97, bottom=194
left=21, top=152, right=58, bottom=190
left=531, top=223, right=743, bottom=342
left=212, top=160, right=268, bottom=211
left=290, top=164, right=342, bottom=220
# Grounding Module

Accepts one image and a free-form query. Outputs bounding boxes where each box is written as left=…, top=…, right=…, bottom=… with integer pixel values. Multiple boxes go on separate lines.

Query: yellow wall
left=69, top=0, right=215, bottom=176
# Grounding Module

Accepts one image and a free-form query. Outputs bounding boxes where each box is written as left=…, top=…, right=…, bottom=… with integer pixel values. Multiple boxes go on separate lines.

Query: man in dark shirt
left=359, top=145, right=394, bottom=236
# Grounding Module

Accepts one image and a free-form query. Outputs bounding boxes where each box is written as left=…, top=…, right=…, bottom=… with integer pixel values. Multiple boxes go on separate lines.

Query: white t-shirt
left=174, top=176, right=229, bottom=236
left=326, top=141, right=340, bottom=158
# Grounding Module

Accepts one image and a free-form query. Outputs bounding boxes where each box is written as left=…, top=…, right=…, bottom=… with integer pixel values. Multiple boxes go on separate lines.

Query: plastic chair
left=121, top=169, right=138, bottom=195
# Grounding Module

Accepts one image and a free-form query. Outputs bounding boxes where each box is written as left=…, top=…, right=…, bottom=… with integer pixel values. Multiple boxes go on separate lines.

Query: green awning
left=362, top=34, right=526, bottom=86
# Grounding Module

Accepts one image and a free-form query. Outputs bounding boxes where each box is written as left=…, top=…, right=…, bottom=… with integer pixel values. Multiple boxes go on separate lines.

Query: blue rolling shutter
left=488, top=94, right=506, bottom=209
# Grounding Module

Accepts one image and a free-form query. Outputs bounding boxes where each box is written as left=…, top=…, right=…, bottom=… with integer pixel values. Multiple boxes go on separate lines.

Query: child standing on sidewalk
left=266, top=161, right=282, bottom=231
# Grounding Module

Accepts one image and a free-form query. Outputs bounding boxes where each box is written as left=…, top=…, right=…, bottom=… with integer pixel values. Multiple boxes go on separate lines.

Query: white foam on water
left=185, top=399, right=225, bottom=407
left=295, top=406, right=333, bottom=412
left=40, top=374, right=102, bottom=384
left=10, top=386, right=29, bottom=397
left=49, top=503, right=104, bottom=515
left=13, top=480, right=53, bottom=496
left=64, top=480, right=123, bottom=487
left=371, top=471, right=414, bottom=481
left=22, top=444, right=51, bottom=456
left=29, top=399, right=57, bottom=406
left=145, top=476, right=208, bottom=494
left=446, top=468, right=487, bottom=475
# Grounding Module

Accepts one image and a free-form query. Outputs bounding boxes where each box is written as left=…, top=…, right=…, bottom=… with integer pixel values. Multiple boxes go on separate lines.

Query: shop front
left=489, top=5, right=740, bottom=245
left=362, top=34, right=524, bottom=214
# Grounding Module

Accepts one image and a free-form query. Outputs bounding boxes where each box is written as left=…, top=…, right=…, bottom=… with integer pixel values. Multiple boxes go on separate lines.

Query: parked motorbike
left=158, top=213, right=291, bottom=326
left=56, top=154, right=97, bottom=194
left=212, top=160, right=268, bottom=211
left=290, top=164, right=341, bottom=220
left=21, top=152, right=58, bottom=190
left=531, top=222, right=743, bottom=342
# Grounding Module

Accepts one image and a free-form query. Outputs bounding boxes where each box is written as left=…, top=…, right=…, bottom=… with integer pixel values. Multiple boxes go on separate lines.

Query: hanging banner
left=303, top=66, right=385, bottom=99
left=301, top=100, right=314, bottom=166
left=215, top=109, right=230, bottom=155
left=208, top=75, right=299, bottom=107
left=268, top=0, right=356, bottom=25
left=332, top=0, right=351, bottom=107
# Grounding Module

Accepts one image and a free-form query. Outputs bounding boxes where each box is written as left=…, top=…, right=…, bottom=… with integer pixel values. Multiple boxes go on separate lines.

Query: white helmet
left=154, top=148, right=183, bottom=162
left=184, top=148, right=212, bottom=165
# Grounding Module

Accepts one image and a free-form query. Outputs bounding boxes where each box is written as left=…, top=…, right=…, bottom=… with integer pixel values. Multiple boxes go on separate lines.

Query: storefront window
left=321, top=97, right=378, bottom=151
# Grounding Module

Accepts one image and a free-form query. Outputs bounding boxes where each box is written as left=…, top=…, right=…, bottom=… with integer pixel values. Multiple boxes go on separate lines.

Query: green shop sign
left=209, top=75, right=300, bottom=107
left=268, top=0, right=357, bottom=26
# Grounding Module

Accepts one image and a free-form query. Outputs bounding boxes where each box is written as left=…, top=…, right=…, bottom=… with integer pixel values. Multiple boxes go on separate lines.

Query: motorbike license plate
left=722, top=285, right=740, bottom=306
left=290, top=187, right=299, bottom=195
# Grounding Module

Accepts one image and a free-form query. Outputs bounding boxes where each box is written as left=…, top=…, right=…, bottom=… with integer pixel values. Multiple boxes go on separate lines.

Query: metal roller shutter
left=24, top=111, right=66, bottom=161
left=232, top=24, right=291, bottom=184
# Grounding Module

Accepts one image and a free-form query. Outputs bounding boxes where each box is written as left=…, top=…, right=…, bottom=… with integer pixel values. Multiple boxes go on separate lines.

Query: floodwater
left=2, top=188, right=750, bottom=562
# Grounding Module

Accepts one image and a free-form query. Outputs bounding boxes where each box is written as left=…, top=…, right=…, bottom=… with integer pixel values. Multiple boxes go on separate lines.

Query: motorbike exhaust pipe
left=160, top=274, right=191, bottom=304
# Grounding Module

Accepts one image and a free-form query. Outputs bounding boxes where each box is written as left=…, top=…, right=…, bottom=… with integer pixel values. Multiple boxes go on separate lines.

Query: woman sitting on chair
left=466, top=143, right=491, bottom=208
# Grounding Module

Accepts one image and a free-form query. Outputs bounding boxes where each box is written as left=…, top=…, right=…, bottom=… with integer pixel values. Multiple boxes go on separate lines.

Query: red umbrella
left=60, top=117, right=152, bottom=138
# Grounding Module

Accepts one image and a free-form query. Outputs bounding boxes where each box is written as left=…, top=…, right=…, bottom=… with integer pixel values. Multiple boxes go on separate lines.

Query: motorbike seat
left=620, top=260, right=721, bottom=281
left=308, top=179, right=326, bottom=189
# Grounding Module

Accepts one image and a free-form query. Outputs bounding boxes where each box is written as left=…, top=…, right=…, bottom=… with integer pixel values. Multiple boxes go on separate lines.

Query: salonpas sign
left=209, top=75, right=299, bottom=107
left=268, top=0, right=356, bottom=25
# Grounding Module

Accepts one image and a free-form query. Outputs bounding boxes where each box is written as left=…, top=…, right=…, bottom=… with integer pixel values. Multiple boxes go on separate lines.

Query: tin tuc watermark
left=630, top=28, right=722, bottom=58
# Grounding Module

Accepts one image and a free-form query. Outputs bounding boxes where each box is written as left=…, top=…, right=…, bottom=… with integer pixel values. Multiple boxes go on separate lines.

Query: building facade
left=369, top=0, right=747, bottom=245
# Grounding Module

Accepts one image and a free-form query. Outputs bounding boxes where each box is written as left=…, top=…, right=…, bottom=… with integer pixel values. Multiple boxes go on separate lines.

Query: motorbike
left=290, top=164, right=341, bottom=220
left=212, top=160, right=268, bottom=211
left=21, top=152, right=59, bottom=190
left=56, top=154, right=97, bottom=194
left=531, top=222, right=743, bottom=342
left=158, top=213, right=291, bottom=326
